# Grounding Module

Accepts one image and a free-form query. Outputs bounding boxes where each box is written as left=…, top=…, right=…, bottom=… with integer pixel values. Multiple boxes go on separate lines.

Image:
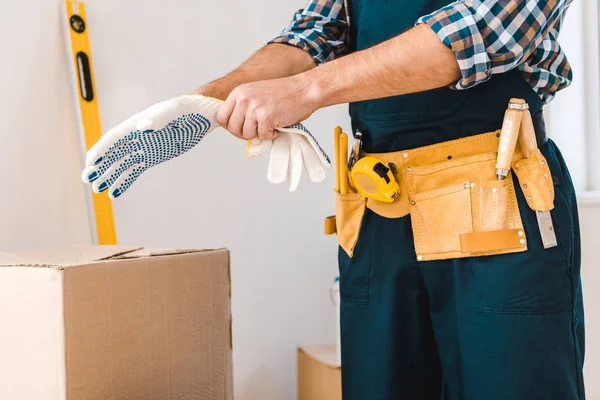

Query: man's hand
left=216, top=75, right=319, bottom=141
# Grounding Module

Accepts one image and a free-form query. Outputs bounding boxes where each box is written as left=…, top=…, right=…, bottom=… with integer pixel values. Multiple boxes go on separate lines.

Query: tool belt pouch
left=512, top=149, right=555, bottom=212
left=407, top=152, right=527, bottom=261
left=334, top=191, right=367, bottom=257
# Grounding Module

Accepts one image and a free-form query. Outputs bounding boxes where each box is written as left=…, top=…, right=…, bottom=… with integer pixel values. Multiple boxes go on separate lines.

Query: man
left=86, top=0, right=584, bottom=399
left=207, top=0, right=583, bottom=398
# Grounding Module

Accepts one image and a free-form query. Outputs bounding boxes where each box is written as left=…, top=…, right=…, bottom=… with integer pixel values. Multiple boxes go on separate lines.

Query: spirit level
left=62, top=0, right=117, bottom=244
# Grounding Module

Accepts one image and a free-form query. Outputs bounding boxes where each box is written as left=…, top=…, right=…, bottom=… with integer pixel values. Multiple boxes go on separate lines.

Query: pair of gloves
left=82, top=95, right=330, bottom=199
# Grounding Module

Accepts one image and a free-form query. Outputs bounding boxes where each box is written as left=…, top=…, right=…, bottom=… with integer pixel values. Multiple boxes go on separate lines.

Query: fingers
left=107, top=164, right=146, bottom=199
left=298, top=139, right=327, bottom=183
left=82, top=135, right=142, bottom=183
left=266, top=134, right=291, bottom=185
left=287, top=142, right=304, bottom=192
left=216, top=96, right=239, bottom=137
left=242, top=116, right=258, bottom=140
left=217, top=87, right=281, bottom=141
left=92, top=153, right=141, bottom=194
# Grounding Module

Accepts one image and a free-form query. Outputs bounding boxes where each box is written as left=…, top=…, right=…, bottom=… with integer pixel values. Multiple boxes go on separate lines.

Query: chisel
left=519, top=109, right=558, bottom=249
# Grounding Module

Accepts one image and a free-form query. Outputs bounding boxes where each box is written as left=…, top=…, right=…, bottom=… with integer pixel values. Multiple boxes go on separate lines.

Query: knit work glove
left=81, top=95, right=330, bottom=198
left=81, top=95, right=221, bottom=198
left=246, top=124, right=331, bottom=192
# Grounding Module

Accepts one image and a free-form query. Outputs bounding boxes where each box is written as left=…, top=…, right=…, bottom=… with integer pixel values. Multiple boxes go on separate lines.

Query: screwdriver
left=496, top=98, right=525, bottom=180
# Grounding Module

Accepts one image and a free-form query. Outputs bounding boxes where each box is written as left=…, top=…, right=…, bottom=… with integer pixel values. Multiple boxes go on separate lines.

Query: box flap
left=114, top=248, right=227, bottom=259
left=0, top=246, right=229, bottom=268
left=0, top=246, right=142, bottom=267
left=298, top=345, right=340, bottom=369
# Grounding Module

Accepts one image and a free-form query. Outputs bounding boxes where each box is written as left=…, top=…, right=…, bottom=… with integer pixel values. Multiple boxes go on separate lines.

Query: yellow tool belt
left=327, top=100, right=555, bottom=261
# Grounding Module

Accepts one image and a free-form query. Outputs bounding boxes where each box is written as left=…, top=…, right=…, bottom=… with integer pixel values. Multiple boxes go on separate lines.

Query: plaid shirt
left=269, top=0, right=574, bottom=103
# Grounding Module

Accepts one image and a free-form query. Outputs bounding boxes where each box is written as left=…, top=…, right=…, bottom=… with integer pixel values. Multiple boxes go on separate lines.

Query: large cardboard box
left=298, top=345, right=341, bottom=400
left=0, top=246, right=233, bottom=400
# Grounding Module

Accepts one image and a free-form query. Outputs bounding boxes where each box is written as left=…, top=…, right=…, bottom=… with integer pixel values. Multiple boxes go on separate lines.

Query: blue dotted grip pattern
left=86, top=113, right=212, bottom=198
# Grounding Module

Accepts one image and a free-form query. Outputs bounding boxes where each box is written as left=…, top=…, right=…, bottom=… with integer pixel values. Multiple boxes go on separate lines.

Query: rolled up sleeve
left=269, top=0, right=349, bottom=65
left=417, top=0, right=573, bottom=92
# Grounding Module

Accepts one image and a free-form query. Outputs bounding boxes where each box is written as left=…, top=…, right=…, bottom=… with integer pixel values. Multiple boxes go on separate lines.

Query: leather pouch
left=335, top=191, right=367, bottom=257
left=512, top=148, right=554, bottom=212
left=407, top=152, right=527, bottom=261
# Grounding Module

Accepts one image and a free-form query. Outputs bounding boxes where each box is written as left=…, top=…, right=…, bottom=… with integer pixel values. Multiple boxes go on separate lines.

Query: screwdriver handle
left=496, top=99, right=525, bottom=179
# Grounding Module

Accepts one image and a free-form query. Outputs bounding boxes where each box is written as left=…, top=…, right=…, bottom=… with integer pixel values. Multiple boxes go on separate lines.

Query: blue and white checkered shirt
left=269, top=0, right=574, bottom=104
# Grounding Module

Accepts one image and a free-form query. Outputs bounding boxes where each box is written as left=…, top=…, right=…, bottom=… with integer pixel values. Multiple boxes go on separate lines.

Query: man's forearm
left=304, top=24, right=461, bottom=108
left=194, top=43, right=316, bottom=100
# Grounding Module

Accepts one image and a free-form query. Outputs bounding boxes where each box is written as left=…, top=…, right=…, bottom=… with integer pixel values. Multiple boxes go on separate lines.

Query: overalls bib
left=337, top=0, right=586, bottom=398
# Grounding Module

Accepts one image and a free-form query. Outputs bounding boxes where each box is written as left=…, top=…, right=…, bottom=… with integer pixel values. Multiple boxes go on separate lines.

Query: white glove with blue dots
left=81, top=95, right=330, bottom=198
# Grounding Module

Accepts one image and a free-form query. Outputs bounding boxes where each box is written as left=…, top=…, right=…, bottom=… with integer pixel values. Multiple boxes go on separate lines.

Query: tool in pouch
left=323, top=127, right=399, bottom=236
left=348, top=132, right=400, bottom=203
left=325, top=98, right=556, bottom=260
left=510, top=101, right=558, bottom=249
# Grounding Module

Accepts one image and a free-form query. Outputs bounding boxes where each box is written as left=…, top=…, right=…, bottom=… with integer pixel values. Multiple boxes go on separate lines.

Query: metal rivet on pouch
left=544, top=173, right=549, bottom=178
left=518, top=231, right=523, bottom=236
left=520, top=239, right=525, bottom=244
left=417, top=255, right=423, bottom=261
left=407, top=167, right=411, bottom=172
left=411, top=201, right=416, bottom=205
left=523, top=183, right=528, bottom=188
left=464, top=183, right=470, bottom=189
left=492, top=187, right=497, bottom=193
left=471, top=183, right=476, bottom=188
left=541, top=161, right=545, bottom=165
left=528, top=196, right=533, bottom=201
left=403, top=153, right=409, bottom=158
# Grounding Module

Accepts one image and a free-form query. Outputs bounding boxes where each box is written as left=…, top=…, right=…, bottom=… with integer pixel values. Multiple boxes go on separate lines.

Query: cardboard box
left=298, top=345, right=341, bottom=400
left=0, top=246, right=233, bottom=400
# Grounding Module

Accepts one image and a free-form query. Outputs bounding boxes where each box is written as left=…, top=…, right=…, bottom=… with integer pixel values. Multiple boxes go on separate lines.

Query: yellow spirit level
left=62, top=0, right=117, bottom=245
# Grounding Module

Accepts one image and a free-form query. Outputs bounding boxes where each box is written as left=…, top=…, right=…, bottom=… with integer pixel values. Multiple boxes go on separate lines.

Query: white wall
left=0, top=0, right=345, bottom=398
left=544, top=1, right=600, bottom=397
left=1, top=0, right=599, bottom=398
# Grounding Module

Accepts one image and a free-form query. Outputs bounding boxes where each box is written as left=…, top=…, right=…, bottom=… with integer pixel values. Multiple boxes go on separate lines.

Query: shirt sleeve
left=416, top=0, right=574, bottom=91
left=269, top=0, right=349, bottom=65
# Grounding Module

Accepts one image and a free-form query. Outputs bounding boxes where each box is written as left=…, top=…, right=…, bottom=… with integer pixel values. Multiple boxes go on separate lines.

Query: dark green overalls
left=338, top=0, right=585, bottom=399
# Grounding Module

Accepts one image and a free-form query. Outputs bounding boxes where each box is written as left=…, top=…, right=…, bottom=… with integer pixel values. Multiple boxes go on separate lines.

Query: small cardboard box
left=298, top=345, right=342, bottom=400
left=0, top=246, right=233, bottom=400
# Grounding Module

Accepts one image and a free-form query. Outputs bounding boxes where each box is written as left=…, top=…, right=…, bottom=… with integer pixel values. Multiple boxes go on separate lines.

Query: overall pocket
left=338, top=209, right=375, bottom=305
left=471, top=173, right=572, bottom=314
left=471, top=142, right=573, bottom=314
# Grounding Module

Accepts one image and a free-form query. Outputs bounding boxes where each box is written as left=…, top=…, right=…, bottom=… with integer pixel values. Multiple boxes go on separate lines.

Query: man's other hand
left=216, top=76, right=318, bottom=141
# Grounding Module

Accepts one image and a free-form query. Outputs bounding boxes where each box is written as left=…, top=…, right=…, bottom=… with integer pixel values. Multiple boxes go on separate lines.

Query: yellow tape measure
left=63, top=1, right=117, bottom=245
left=340, top=129, right=399, bottom=203
left=351, top=156, right=399, bottom=203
